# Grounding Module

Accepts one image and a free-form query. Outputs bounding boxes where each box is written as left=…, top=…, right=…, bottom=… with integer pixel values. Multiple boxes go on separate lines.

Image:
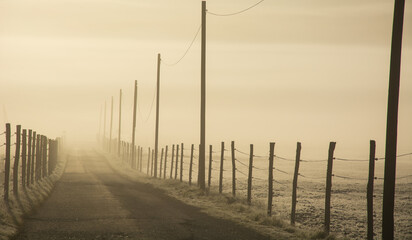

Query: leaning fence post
left=219, top=142, right=224, bottom=194
left=27, top=129, right=32, bottom=186
left=175, top=144, right=179, bottom=179
left=13, top=125, right=21, bottom=196
left=170, top=144, right=175, bottom=178
left=231, top=141, right=236, bottom=198
left=291, top=142, right=302, bottom=225
left=268, top=142, right=275, bottom=216
left=4, top=123, right=11, bottom=201
left=180, top=143, right=184, bottom=182
left=164, top=146, right=168, bottom=179
left=21, top=129, right=27, bottom=188
left=367, top=140, right=376, bottom=240
left=189, top=144, right=194, bottom=185
left=247, top=144, right=254, bottom=205
left=208, top=145, right=212, bottom=188
left=324, top=142, right=336, bottom=234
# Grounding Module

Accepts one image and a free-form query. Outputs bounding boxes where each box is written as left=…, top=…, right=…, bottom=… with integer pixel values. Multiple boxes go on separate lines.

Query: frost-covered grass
left=0, top=153, right=67, bottom=240
left=100, top=150, right=337, bottom=240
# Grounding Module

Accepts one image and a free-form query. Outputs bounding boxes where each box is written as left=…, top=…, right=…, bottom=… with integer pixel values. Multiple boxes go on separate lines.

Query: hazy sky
left=0, top=0, right=411, bottom=160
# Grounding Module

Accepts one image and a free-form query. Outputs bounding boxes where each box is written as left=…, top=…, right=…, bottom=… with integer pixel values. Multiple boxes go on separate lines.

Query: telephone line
left=162, top=25, right=202, bottom=67
left=207, top=0, right=265, bottom=17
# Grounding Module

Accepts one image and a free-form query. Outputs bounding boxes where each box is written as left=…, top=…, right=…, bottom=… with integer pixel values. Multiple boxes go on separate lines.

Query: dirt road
left=14, top=148, right=270, bottom=240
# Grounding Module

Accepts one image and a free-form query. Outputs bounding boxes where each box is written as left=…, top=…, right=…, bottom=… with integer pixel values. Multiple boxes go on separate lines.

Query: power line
left=137, top=90, right=156, bottom=124
left=207, top=0, right=265, bottom=17
left=162, top=24, right=202, bottom=67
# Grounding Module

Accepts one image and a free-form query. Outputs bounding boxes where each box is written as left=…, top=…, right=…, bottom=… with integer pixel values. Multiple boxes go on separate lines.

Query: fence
left=1, top=123, right=62, bottom=202
left=101, top=138, right=412, bottom=239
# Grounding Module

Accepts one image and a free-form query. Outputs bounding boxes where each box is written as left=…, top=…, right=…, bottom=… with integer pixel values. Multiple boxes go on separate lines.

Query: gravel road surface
left=13, top=148, right=270, bottom=240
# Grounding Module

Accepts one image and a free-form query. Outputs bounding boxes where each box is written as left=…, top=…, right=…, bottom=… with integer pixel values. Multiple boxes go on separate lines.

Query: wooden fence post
left=367, top=140, right=376, bottom=240
left=136, top=146, right=140, bottom=170
left=268, top=142, right=275, bottom=216
left=31, top=132, right=36, bottom=184
left=324, top=142, right=336, bottom=234
left=291, top=142, right=302, bottom=225
left=163, top=146, right=168, bottom=178
left=35, top=135, right=41, bottom=181
left=160, top=148, right=164, bottom=177
left=219, top=142, right=224, bottom=194
left=140, top=146, right=143, bottom=172
left=175, top=144, right=179, bottom=179
left=170, top=144, right=175, bottom=178
left=42, top=136, right=48, bottom=178
left=4, top=123, right=11, bottom=201
left=151, top=149, right=154, bottom=176
left=13, top=125, right=21, bottom=196
left=189, top=144, right=194, bottom=185
left=48, top=140, right=53, bottom=174
left=180, top=143, right=184, bottom=182
left=21, top=129, right=27, bottom=188
left=247, top=144, right=254, bottom=205
left=208, top=145, right=212, bottom=188
left=147, top=147, right=151, bottom=175
left=27, top=129, right=32, bottom=186
left=231, top=141, right=236, bottom=198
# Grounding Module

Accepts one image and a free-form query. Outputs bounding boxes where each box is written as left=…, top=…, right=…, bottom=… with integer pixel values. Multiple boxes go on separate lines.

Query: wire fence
left=103, top=138, right=412, bottom=239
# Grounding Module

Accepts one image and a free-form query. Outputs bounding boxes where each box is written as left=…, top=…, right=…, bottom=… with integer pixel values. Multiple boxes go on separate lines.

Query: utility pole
left=118, top=89, right=122, bottom=156
left=109, top=96, right=114, bottom=152
left=154, top=53, right=161, bottom=178
left=199, top=0, right=206, bottom=190
left=132, top=80, right=138, bottom=166
left=383, top=0, right=405, bottom=239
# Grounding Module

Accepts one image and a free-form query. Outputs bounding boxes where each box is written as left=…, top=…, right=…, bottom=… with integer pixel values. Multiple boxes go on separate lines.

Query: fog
left=1, top=0, right=411, bottom=159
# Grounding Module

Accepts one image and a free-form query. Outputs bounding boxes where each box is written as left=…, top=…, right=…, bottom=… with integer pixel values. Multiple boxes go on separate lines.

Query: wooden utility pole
left=154, top=53, right=161, bottom=178
left=383, top=1, right=405, bottom=239
left=109, top=96, right=114, bottom=152
left=132, top=80, right=138, bottom=168
left=118, top=89, right=122, bottom=156
left=199, top=0, right=207, bottom=190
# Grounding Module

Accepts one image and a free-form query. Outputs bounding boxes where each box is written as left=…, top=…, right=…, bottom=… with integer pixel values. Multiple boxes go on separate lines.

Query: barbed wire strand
left=207, top=0, right=265, bottom=17
left=235, top=158, right=249, bottom=168
left=162, top=25, right=202, bottom=67
left=334, top=157, right=369, bottom=162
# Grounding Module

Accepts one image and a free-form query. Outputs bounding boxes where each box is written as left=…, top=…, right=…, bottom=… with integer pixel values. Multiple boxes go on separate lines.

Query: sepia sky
left=0, top=0, right=411, bottom=159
